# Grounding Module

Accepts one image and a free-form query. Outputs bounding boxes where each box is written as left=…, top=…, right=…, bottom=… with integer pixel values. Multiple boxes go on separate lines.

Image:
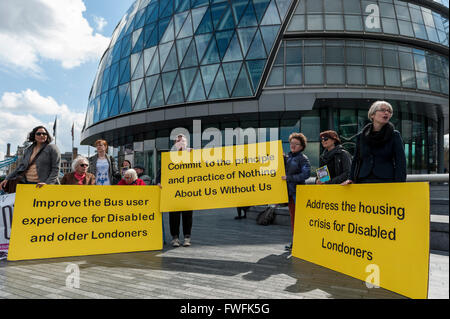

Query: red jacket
left=117, top=178, right=146, bottom=185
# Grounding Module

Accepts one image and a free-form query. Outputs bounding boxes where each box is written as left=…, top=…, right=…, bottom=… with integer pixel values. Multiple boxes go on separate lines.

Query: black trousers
left=169, top=210, right=193, bottom=238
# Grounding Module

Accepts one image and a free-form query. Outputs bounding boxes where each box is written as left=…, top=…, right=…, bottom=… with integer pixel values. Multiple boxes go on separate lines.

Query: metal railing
left=305, top=174, right=449, bottom=184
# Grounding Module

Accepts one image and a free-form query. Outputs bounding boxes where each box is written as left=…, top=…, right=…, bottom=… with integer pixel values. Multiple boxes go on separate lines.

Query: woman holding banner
left=282, top=133, right=311, bottom=251
left=61, top=156, right=95, bottom=185
left=342, top=101, right=406, bottom=185
left=0, top=126, right=60, bottom=192
left=117, top=169, right=146, bottom=185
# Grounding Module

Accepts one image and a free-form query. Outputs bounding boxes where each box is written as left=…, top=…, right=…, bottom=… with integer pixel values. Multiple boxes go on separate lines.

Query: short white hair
left=368, top=101, right=393, bottom=121
left=124, top=168, right=138, bottom=181
left=72, top=156, right=89, bottom=172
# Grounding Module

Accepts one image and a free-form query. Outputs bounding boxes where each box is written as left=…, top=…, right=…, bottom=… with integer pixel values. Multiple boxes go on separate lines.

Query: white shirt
left=95, top=158, right=110, bottom=185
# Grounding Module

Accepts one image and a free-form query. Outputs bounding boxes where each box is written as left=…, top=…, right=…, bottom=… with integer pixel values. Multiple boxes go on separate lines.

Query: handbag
left=3, top=144, right=47, bottom=193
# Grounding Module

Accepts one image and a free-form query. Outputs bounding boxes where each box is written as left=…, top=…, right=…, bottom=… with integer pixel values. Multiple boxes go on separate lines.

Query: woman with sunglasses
left=342, top=101, right=406, bottom=185
left=317, top=130, right=352, bottom=185
left=0, top=126, right=61, bottom=191
left=61, top=156, right=95, bottom=185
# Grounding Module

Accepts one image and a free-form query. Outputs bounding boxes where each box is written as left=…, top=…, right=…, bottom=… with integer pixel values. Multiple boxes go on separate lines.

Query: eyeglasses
left=320, top=137, right=330, bottom=142
left=35, top=132, right=48, bottom=136
left=376, top=108, right=392, bottom=114
left=79, top=164, right=89, bottom=167
left=289, top=142, right=302, bottom=146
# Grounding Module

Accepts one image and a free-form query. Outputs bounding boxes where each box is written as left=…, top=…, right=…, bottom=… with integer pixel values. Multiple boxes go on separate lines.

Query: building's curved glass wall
left=286, top=0, right=449, bottom=47
left=85, top=0, right=294, bottom=129
left=265, top=38, right=449, bottom=95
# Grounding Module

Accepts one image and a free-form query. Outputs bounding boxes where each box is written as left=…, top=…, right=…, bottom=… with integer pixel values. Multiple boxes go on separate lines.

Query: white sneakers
left=171, top=237, right=191, bottom=247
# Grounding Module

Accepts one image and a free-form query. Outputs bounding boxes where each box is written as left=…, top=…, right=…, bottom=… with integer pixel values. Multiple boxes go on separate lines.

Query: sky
left=0, top=0, right=135, bottom=161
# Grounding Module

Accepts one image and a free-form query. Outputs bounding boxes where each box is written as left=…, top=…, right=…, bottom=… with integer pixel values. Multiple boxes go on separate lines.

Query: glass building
left=81, top=0, right=449, bottom=180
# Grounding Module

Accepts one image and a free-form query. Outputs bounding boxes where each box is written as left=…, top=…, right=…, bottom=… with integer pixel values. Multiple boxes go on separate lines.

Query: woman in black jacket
left=342, top=101, right=406, bottom=184
left=316, top=130, right=351, bottom=184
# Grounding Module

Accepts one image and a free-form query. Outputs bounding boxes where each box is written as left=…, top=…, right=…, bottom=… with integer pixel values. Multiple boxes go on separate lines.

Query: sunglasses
left=35, top=132, right=48, bottom=136
left=320, top=137, right=330, bottom=141
left=79, top=164, right=89, bottom=167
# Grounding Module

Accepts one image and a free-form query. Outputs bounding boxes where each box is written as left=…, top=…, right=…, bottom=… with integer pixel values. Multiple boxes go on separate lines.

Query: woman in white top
left=88, top=139, right=120, bottom=185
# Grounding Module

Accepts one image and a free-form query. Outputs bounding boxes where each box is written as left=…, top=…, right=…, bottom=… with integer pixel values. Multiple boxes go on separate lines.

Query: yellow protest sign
left=8, top=185, right=162, bottom=261
left=292, top=182, right=430, bottom=299
left=160, top=140, right=288, bottom=212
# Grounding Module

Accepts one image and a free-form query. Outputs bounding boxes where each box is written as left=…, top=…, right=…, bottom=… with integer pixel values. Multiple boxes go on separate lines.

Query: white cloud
left=0, top=0, right=110, bottom=75
left=0, top=89, right=85, bottom=157
left=93, top=16, right=108, bottom=32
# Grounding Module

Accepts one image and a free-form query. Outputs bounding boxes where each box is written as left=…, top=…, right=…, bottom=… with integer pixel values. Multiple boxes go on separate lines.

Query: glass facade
left=85, top=0, right=294, bottom=128
left=265, top=39, right=449, bottom=94
left=287, top=0, right=449, bottom=47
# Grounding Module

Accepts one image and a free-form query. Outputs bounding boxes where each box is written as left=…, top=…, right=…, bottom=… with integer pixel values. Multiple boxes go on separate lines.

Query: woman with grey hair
left=342, top=100, right=406, bottom=184
left=117, top=169, right=146, bottom=185
left=61, top=156, right=96, bottom=185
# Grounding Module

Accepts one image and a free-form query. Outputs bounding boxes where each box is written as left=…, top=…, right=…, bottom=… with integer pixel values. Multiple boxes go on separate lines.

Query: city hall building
left=81, top=0, right=449, bottom=180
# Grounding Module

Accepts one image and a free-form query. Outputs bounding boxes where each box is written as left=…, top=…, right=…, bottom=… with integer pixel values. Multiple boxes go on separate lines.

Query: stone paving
left=0, top=208, right=448, bottom=299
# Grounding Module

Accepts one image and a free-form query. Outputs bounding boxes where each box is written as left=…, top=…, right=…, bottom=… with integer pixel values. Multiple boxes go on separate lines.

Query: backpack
left=256, top=206, right=276, bottom=226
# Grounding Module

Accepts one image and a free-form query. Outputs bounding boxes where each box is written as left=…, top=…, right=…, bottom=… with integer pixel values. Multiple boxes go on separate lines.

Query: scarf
left=320, top=145, right=343, bottom=164
left=74, top=172, right=86, bottom=185
left=361, top=121, right=394, bottom=147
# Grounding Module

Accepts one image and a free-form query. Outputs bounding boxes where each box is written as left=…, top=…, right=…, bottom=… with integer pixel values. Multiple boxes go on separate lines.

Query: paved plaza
left=0, top=208, right=448, bottom=299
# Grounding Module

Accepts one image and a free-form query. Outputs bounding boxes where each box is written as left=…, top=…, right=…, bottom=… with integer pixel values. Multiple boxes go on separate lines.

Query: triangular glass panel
left=131, top=52, right=145, bottom=80
left=176, top=37, right=192, bottom=66
left=195, top=33, right=212, bottom=62
left=109, top=62, right=119, bottom=88
left=99, top=93, right=109, bottom=121
left=222, top=61, right=242, bottom=93
left=131, top=79, right=144, bottom=106
left=158, top=17, right=171, bottom=42
left=191, top=5, right=208, bottom=33
left=187, top=70, right=206, bottom=102
left=260, top=0, right=281, bottom=25
left=222, top=32, right=243, bottom=62
left=209, top=66, right=229, bottom=99
left=193, top=0, right=209, bottom=9
left=120, top=34, right=132, bottom=58
left=260, top=25, right=280, bottom=54
left=163, top=44, right=179, bottom=71
left=149, top=77, right=164, bottom=107
left=175, top=0, right=190, bottom=13
left=93, top=98, right=100, bottom=124
left=237, top=27, right=257, bottom=57
left=145, top=74, right=159, bottom=102
left=160, top=18, right=175, bottom=43
left=246, top=29, right=267, bottom=59
left=232, top=64, right=254, bottom=97
left=145, top=2, right=158, bottom=24
left=180, top=67, right=198, bottom=95
left=174, top=11, right=189, bottom=37
left=200, top=64, right=220, bottom=96
left=143, top=46, right=157, bottom=74
left=246, top=59, right=266, bottom=91
left=211, top=1, right=228, bottom=29
left=162, top=71, right=178, bottom=101
left=132, top=28, right=144, bottom=53
left=167, top=72, right=184, bottom=104
left=216, top=5, right=235, bottom=31
left=195, top=7, right=213, bottom=34
left=119, top=83, right=132, bottom=114
left=275, top=0, right=291, bottom=20
left=253, top=0, right=271, bottom=23
left=144, top=23, right=158, bottom=48
left=232, top=0, right=249, bottom=25
left=181, top=39, right=199, bottom=68
left=178, top=11, right=193, bottom=38
left=158, top=41, right=173, bottom=70
left=201, top=38, right=220, bottom=65
left=134, top=80, right=147, bottom=111
left=159, top=0, right=173, bottom=19
left=119, top=58, right=131, bottom=85
left=108, top=88, right=119, bottom=117
left=101, top=67, right=111, bottom=92
left=146, top=48, right=160, bottom=75
left=215, top=30, right=234, bottom=60
left=239, top=1, right=258, bottom=27
left=134, top=8, right=146, bottom=30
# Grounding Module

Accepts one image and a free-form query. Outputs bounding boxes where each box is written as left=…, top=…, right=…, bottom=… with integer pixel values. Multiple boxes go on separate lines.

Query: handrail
left=306, top=174, right=449, bottom=184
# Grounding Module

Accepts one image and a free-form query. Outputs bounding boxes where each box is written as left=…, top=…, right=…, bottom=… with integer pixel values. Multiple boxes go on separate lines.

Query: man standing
left=134, top=165, right=152, bottom=185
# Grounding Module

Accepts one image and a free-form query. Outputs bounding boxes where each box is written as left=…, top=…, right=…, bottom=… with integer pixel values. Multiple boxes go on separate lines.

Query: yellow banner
left=292, top=182, right=430, bottom=299
left=8, top=185, right=162, bottom=261
left=160, top=140, right=288, bottom=212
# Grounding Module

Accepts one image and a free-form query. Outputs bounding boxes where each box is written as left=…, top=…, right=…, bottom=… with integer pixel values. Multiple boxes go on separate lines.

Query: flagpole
left=71, top=122, right=74, bottom=161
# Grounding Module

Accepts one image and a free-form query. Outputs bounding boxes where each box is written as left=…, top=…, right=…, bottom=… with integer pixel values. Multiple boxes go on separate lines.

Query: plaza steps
left=247, top=183, right=449, bottom=252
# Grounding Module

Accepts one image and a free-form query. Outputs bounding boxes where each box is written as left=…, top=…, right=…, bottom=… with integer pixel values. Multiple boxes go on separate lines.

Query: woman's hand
left=316, top=179, right=323, bottom=184
left=0, top=179, right=8, bottom=190
left=340, top=179, right=353, bottom=186
left=157, top=183, right=162, bottom=189
left=36, top=182, right=46, bottom=188
left=281, top=176, right=287, bottom=181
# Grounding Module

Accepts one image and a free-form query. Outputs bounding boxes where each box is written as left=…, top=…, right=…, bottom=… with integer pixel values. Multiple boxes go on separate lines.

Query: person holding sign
left=316, top=130, right=351, bottom=185
left=88, top=139, right=120, bottom=185
left=0, top=126, right=60, bottom=192
left=61, top=156, right=95, bottom=185
left=282, top=133, right=311, bottom=251
left=342, top=101, right=406, bottom=185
